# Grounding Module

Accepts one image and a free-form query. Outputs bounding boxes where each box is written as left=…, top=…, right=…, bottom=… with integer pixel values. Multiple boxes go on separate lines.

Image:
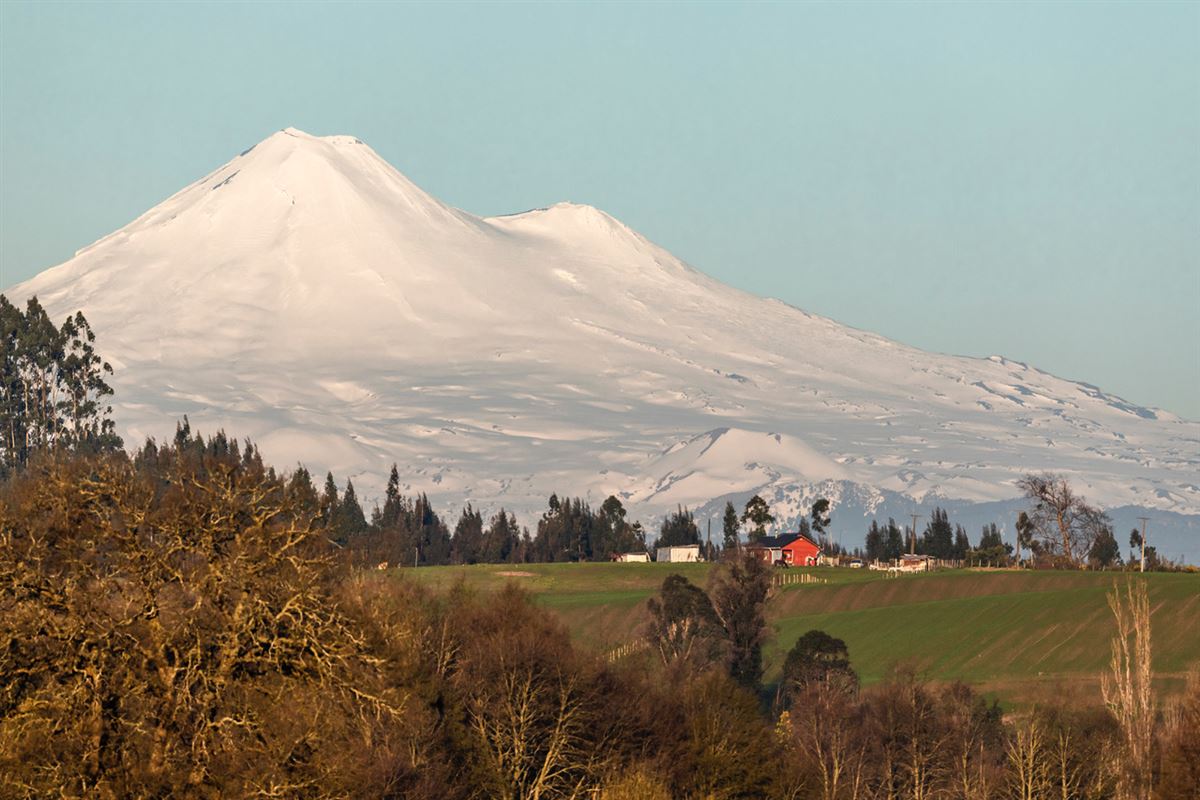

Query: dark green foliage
left=709, top=549, right=772, bottom=688
left=865, top=519, right=885, bottom=562
left=920, top=507, right=955, bottom=558
left=884, top=518, right=905, bottom=560
left=722, top=500, right=740, bottom=550
left=1016, top=510, right=1036, bottom=559
left=810, top=497, right=831, bottom=535
left=1089, top=527, right=1122, bottom=568
left=970, top=522, right=1014, bottom=565
left=452, top=504, right=485, bottom=564
left=646, top=574, right=725, bottom=669
left=332, top=479, right=369, bottom=541
left=953, top=524, right=970, bottom=559
left=780, top=629, right=856, bottom=704
left=657, top=505, right=700, bottom=548
left=319, top=471, right=340, bottom=528
left=340, top=464, right=451, bottom=566
left=596, top=495, right=646, bottom=558
left=740, top=494, right=773, bottom=542
left=480, top=508, right=527, bottom=563
left=0, top=294, right=121, bottom=474
left=533, top=494, right=597, bottom=561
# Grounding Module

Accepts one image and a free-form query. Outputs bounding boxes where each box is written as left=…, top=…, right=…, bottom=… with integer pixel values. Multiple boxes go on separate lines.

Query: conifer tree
left=884, top=518, right=904, bottom=560
left=953, top=524, right=971, bottom=560
left=319, top=472, right=340, bottom=528
left=722, top=501, right=740, bottom=550
left=864, top=520, right=885, bottom=562
left=333, top=479, right=368, bottom=541
left=452, top=505, right=485, bottom=564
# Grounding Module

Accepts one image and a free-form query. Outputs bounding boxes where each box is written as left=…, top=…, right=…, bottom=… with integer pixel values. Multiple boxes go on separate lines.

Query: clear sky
left=1, top=1, right=1197, bottom=418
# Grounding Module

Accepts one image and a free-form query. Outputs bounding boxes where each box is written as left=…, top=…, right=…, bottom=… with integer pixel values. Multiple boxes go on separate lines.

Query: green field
left=401, top=563, right=1200, bottom=705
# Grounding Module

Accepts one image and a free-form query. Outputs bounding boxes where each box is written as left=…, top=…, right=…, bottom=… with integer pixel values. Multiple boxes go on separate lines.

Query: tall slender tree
left=722, top=501, right=740, bottom=550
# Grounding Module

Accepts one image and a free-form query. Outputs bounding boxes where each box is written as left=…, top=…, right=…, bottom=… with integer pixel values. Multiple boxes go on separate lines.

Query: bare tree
left=1016, top=474, right=1111, bottom=566
left=1006, top=716, right=1049, bottom=800
left=1101, top=581, right=1154, bottom=800
left=789, top=682, right=868, bottom=800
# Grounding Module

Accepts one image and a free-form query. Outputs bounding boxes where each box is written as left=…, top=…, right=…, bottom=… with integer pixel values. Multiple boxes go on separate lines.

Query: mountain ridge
left=7, top=127, right=1197, bottom=552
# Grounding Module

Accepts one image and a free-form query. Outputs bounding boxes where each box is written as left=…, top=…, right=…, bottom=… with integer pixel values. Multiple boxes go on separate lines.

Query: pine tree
left=921, top=508, right=954, bottom=559
left=333, top=479, right=368, bottom=541
left=865, top=520, right=885, bottom=562
left=319, top=472, right=340, bottom=528
left=884, top=518, right=904, bottom=561
left=451, top=504, right=485, bottom=564
left=953, top=524, right=970, bottom=560
left=722, top=501, right=740, bottom=550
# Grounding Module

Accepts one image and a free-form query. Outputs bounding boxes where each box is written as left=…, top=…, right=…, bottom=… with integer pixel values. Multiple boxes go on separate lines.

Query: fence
left=771, top=571, right=827, bottom=588
left=606, top=639, right=649, bottom=663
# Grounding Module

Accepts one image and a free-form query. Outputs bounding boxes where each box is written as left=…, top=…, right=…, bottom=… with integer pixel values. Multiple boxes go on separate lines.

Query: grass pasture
left=399, top=562, right=1200, bottom=705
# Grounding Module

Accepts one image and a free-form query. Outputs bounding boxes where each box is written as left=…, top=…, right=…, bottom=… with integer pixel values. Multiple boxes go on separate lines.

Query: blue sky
left=1, top=1, right=1197, bottom=417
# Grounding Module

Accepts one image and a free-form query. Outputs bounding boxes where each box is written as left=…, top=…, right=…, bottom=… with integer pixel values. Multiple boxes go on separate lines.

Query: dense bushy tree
left=865, top=520, right=885, bottom=562
left=741, top=494, right=774, bottom=542
left=596, top=495, right=646, bottom=558
left=810, top=497, right=831, bottom=534
left=920, top=507, right=955, bottom=558
left=0, top=295, right=120, bottom=474
left=709, top=549, right=772, bottom=688
left=332, top=478, right=369, bottom=541
left=452, top=504, right=485, bottom=564
left=657, top=505, right=700, bottom=548
left=481, top=508, right=527, bottom=563
left=646, top=575, right=725, bottom=671
left=533, top=494, right=597, bottom=561
left=1089, top=526, right=1122, bottom=569
left=970, top=522, right=1014, bottom=566
left=780, top=629, right=856, bottom=705
left=884, top=518, right=905, bottom=560
left=953, top=524, right=970, bottom=559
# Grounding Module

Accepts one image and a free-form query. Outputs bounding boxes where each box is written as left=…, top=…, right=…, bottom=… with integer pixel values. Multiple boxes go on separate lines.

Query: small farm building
left=612, top=552, right=651, bottom=563
left=656, top=544, right=701, bottom=563
left=748, top=533, right=822, bottom=566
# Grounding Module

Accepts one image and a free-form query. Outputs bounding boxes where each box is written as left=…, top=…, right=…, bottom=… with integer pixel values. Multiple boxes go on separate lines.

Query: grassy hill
left=401, top=563, right=1200, bottom=706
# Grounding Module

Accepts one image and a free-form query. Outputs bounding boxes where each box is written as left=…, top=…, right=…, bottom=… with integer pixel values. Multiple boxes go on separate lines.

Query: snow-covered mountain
left=9, top=128, right=1199, bottom=554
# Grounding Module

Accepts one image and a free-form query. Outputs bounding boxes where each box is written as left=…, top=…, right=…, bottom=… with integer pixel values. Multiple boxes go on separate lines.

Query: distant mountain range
left=9, top=128, right=1198, bottom=557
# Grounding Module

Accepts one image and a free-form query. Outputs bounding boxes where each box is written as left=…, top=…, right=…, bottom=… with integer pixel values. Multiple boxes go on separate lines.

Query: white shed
left=656, top=544, right=701, bottom=563
left=613, top=552, right=651, bottom=563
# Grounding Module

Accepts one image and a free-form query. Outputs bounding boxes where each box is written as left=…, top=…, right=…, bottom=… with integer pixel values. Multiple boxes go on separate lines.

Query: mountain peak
left=6, top=128, right=1197, bottom=537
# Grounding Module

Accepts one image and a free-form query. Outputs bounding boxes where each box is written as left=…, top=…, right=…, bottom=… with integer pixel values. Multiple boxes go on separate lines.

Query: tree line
left=857, top=477, right=1173, bottom=571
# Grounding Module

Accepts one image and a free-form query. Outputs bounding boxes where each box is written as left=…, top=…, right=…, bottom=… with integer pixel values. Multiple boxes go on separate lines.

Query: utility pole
left=909, top=513, right=922, bottom=555
left=706, top=518, right=712, bottom=561
left=1137, top=516, right=1150, bottom=573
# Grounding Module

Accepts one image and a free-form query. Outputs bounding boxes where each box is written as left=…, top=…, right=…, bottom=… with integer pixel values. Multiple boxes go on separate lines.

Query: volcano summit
left=9, top=128, right=1199, bottom=550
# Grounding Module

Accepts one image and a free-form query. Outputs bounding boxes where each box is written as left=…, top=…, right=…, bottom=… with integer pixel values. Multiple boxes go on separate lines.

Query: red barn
left=781, top=534, right=822, bottom=566
left=747, top=533, right=822, bottom=566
